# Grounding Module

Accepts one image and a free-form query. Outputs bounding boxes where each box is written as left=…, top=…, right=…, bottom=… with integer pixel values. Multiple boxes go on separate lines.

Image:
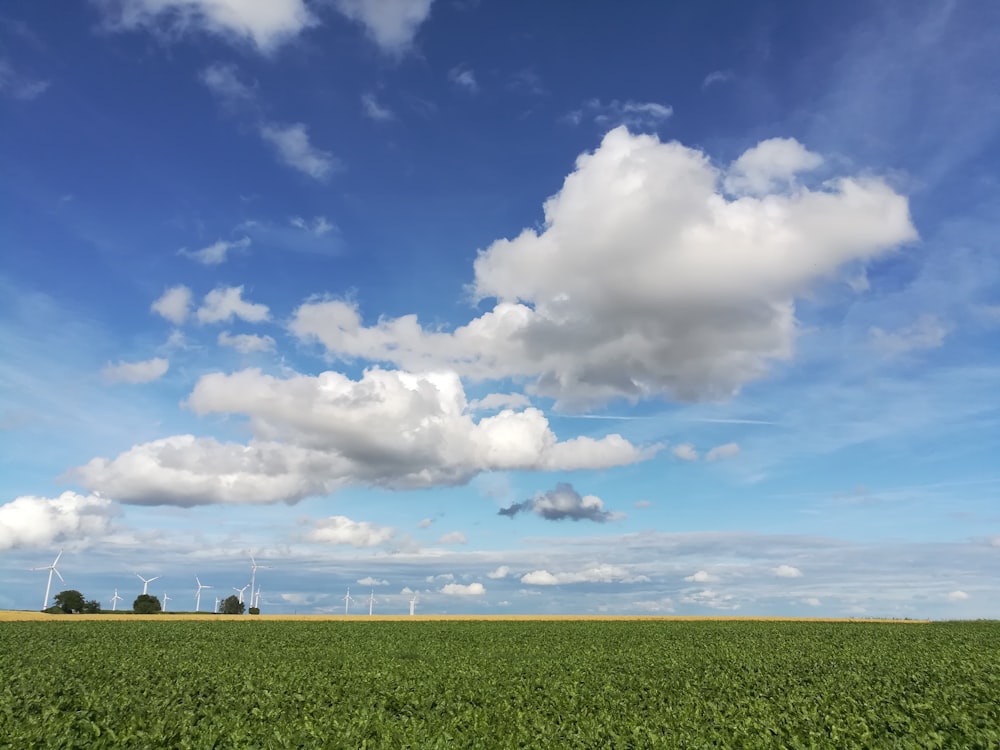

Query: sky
left=1, top=0, right=999, bottom=618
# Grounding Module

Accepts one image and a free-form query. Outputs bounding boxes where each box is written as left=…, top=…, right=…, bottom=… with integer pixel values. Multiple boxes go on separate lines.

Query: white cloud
left=672, top=443, right=699, bottom=461
left=151, top=285, right=193, bottom=325
left=417, top=518, right=433, bottom=528
left=102, top=357, right=169, bottom=384
left=259, top=122, right=336, bottom=180
left=357, top=576, right=389, bottom=586
left=93, top=0, right=316, bottom=53
left=334, top=0, right=433, bottom=54
left=702, top=70, right=734, bottom=89
left=723, top=137, right=824, bottom=196
left=499, top=482, right=622, bottom=523
left=684, top=570, right=720, bottom=583
left=448, top=64, right=477, bottom=93
left=773, top=564, right=803, bottom=578
left=947, top=590, right=969, bottom=601
left=290, top=215, right=336, bottom=237
left=520, top=564, right=647, bottom=586
left=361, top=92, right=394, bottom=121
left=870, top=314, right=950, bottom=357
left=217, top=331, right=275, bottom=353
left=290, top=128, right=916, bottom=408
left=633, top=499, right=653, bottom=508
left=440, top=581, right=485, bottom=596
left=566, top=99, right=672, bottom=130
left=486, top=565, right=510, bottom=579
left=199, top=62, right=255, bottom=104
left=438, top=530, right=467, bottom=545
left=802, top=597, right=822, bottom=607
left=197, top=286, right=269, bottom=324
left=181, top=236, right=250, bottom=265
left=0, top=492, right=117, bottom=550
left=0, top=59, right=50, bottom=100
left=632, top=598, right=675, bottom=613
left=73, top=368, right=650, bottom=506
left=705, top=442, right=740, bottom=462
left=306, top=515, right=395, bottom=547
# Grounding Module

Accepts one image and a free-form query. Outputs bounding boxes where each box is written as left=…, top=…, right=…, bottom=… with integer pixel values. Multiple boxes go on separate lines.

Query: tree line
left=47, top=590, right=248, bottom=615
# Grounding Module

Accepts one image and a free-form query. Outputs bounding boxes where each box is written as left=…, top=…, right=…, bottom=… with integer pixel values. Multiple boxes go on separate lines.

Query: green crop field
left=1, top=620, right=997, bottom=748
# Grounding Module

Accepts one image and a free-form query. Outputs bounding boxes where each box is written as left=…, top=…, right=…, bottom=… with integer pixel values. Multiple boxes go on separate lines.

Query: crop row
left=1, top=620, right=998, bottom=748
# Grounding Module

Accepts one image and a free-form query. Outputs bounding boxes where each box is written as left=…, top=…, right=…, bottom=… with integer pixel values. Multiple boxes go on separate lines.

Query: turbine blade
left=54, top=568, right=65, bottom=583
left=52, top=550, right=63, bottom=566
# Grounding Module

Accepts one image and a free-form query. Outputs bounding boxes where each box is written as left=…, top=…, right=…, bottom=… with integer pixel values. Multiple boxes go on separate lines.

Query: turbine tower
left=253, top=587, right=262, bottom=610
left=135, top=573, right=160, bottom=595
left=162, top=591, right=171, bottom=612
left=409, top=593, right=417, bottom=617
left=214, top=596, right=220, bottom=613
left=195, top=576, right=212, bottom=612
left=110, top=589, right=123, bottom=611
left=368, top=587, right=375, bottom=616
left=248, top=555, right=270, bottom=615
left=31, top=550, right=64, bottom=610
left=342, top=586, right=356, bottom=615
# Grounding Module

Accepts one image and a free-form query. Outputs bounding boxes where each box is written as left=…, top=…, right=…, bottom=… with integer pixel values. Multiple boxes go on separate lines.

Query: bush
left=249, top=607, right=260, bottom=615
left=219, top=595, right=245, bottom=615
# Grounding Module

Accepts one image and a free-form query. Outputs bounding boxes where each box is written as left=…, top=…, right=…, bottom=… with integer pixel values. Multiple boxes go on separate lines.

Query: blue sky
left=1, top=0, right=999, bottom=617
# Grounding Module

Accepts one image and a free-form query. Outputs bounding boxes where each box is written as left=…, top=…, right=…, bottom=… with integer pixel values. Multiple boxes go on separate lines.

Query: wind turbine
left=409, top=593, right=418, bottom=617
left=342, top=586, right=357, bottom=615
left=214, top=596, right=220, bottom=613
left=252, top=587, right=262, bottom=609
left=31, top=550, right=64, bottom=610
left=248, top=555, right=270, bottom=615
left=136, top=573, right=160, bottom=595
left=195, top=576, right=212, bottom=612
left=162, top=591, right=171, bottom=612
left=368, top=587, right=375, bottom=616
left=110, top=589, right=123, bottom=611
left=234, top=584, right=249, bottom=604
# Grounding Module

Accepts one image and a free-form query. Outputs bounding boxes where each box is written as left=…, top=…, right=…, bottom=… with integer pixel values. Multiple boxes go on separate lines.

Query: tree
left=219, top=595, right=244, bottom=615
left=82, top=599, right=102, bottom=614
left=133, top=594, right=162, bottom=614
left=53, top=590, right=85, bottom=614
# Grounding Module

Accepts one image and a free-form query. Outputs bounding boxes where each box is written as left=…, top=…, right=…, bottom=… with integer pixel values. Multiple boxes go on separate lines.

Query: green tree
left=219, top=595, right=244, bottom=615
left=53, top=590, right=85, bottom=614
left=133, top=594, right=162, bottom=614
left=81, top=599, right=102, bottom=614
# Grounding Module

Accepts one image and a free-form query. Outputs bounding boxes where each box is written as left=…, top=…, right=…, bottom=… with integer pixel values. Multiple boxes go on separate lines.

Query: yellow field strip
left=0, top=610, right=930, bottom=623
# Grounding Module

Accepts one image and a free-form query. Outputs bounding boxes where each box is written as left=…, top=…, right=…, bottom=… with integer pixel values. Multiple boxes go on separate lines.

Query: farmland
left=1, top=619, right=997, bottom=748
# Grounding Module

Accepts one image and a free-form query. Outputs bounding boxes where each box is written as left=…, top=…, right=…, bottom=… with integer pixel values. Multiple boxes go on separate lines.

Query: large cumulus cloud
left=290, top=127, right=916, bottom=407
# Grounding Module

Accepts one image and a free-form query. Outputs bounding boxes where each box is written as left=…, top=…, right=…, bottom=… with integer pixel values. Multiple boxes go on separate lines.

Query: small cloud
left=0, top=59, right=49, bottom=100
left=487, top=565, right=510, bottom=579
left=633, top=499, right=653, bottom=509
left=357, top=576, right=389, bottom=587
left=196, top=286, right=269, bottom=324
left=773, top=564, right=803, bottom=578
left=499, top=482, right=621, bottom=523
left=947, top=590, right=969, bottom=602
left=705, top=442, right=740, bottom=462
left=306, top=515, right=395, bottom=547
left=680, top=588, right=739, bottom=610
left=333, top=0, right=434, bottom=55
left=151, top=285, right=193, bottom=325
left=520, top=564, right=646, bottom=586
left=217, top=331, right=275, bottom=354
left=440, top=582, right=485, bottom=596
left=520, top=570, right=559, bottom=586
left=438, top=530, right=467, bottom=545
left=361, top=92, right=394, bottom=121
left=102, top=357, right=169, bottom=384
left=290, top=215, right=336, bottom=236
left=507, top=68, right=544, bottom=96
left=417, top=518, right=433, bottom=529
left=180, top=236, right=250, bottom=265
left=632, top=598, right=675, bottom=613
left=701, top=70, right=734, bottom=89
left=565, top=98, right=672, bottom=131
left=870, top=315, right=950, bottom=358
left=426, top=573, right=454, bottom=583
left=448, top=64, right=478, bottom=93
left=259, top=122, right=336, bottom=180
left=672, top=443, right=699, bottom=461
left=802, top=597, right=822, bottom=607
left=200, top=63, right=256, bottom=106
left=684, top=570, right=719, bottom=583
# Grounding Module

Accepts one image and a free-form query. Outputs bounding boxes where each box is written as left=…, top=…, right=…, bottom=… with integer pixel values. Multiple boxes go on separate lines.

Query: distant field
left=1, top=619, right=995, bottom=747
